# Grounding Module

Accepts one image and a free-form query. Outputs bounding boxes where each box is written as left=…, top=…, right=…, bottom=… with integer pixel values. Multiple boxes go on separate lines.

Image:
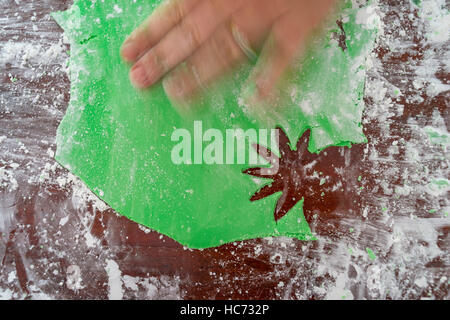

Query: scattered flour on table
left=105, top=259, right=123, bottom=300
left=1, top=0, right=448, bottom=300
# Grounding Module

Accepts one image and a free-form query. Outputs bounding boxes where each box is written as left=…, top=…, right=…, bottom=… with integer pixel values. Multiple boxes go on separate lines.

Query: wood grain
left=0, top=0, right=448, bottom=299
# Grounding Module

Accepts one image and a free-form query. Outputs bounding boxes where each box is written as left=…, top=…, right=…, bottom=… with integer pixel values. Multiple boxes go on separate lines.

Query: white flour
left=0, top=0, right=448, bottom=300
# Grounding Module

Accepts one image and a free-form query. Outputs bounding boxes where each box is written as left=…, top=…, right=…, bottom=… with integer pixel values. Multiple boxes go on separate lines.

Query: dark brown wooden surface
left=0, top=0, right=448, bottom=299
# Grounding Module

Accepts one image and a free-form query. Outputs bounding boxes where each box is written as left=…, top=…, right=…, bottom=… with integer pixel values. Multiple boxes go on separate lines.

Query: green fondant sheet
left=52, top=0, right=377, bottom=248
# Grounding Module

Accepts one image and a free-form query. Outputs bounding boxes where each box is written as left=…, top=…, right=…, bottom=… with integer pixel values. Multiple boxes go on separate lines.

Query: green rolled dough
left=52, top=0, right=377, bottom=248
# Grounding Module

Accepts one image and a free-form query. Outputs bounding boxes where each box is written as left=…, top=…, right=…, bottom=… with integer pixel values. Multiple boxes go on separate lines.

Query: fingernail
left=121, top=42, right=138, bottom=62
left=130, top=64, right=151, bottom=89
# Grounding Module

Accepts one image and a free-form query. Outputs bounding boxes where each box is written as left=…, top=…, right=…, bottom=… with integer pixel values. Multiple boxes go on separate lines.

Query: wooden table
left=0, top=0, right=448, bottom=299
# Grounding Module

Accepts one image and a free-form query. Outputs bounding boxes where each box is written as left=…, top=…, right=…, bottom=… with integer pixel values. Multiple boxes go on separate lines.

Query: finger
left=231, top=0, right=295, bottom=50
left=121, top=0, right=201, bottom=62
left=162, top=0, right=294, bottom=100
left=249, top=0, right=337, bottom=101
left=129, top=0, right=245, bottom=89
left=162, top=23, right=245, bottom=101
left=249, top=16, right=306, bottom=102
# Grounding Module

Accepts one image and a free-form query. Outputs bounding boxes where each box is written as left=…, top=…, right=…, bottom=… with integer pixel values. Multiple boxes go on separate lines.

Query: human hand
left=121, top=0, right=337, bottom=104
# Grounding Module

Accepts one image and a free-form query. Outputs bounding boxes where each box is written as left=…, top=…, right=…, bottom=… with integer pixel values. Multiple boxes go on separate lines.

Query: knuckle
left=182, top=19, right=204, bottom=48
left=171, top=0, right=187, bottom=24
left=145, top=49, right=167, bottom=75
left=137, top=16, right=155, bottom=42
left=212, top=28, right=243, bottom=66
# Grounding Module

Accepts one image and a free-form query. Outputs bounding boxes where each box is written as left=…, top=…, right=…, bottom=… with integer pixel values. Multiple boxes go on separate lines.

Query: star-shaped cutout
left=243, top=127, right=344, bottom=223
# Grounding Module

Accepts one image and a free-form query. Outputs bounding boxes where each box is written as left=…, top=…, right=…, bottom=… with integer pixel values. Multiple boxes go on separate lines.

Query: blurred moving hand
left=121, top=0, right=337, bottom=104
